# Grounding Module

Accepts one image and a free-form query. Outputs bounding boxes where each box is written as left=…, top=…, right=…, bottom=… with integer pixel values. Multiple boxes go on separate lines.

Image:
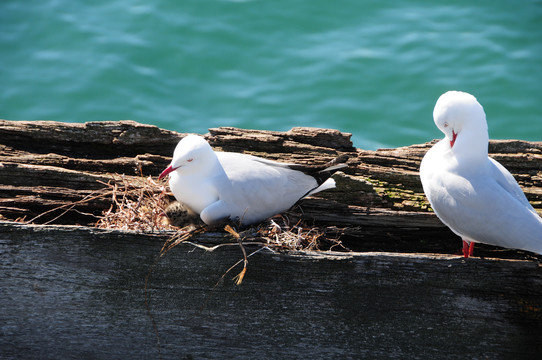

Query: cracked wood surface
left=1, top=119, right=541, bottom=256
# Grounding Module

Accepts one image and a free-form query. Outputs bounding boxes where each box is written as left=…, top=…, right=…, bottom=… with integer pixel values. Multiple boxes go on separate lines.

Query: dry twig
left=96, top=175, right=175, bottom=232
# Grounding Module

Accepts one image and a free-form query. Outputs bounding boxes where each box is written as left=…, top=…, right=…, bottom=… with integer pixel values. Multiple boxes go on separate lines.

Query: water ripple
left=1, top=0, right=540, bottom=149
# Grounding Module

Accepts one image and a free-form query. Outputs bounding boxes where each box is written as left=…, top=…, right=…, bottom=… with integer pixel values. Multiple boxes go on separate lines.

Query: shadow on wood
left=1, top=222, right=541, bottom=359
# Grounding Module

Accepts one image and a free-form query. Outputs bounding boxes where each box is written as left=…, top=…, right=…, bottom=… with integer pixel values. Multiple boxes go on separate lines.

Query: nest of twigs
left=96, top=175, right=176, bottom=232
left=93, top=175, right=345, bottom=253
left=254, top=211, right=345, bottom=251
left=89, top=174, right=347, bottom=288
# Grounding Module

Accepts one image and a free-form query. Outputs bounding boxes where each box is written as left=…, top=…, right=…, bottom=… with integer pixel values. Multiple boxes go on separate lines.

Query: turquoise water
left=1, top=0, right=541, bottom=150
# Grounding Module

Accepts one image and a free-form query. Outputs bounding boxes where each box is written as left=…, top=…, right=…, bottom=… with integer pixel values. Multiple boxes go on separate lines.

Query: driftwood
left=2, top=120, right=542, bottom=359
left=1, top=119, right=541, bottom=256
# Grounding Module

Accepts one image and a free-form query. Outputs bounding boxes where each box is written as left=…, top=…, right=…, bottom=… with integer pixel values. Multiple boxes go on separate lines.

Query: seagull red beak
left=158, top=165, right=174, bottom=180
left=449, top=130, right=458, bottom=148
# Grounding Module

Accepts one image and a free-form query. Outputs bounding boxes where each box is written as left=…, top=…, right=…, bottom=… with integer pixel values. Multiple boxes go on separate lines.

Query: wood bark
left=1, top=119, right=541, bottom=257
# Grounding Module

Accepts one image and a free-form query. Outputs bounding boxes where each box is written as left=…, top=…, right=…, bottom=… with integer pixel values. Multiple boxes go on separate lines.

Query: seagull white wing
left=251, top=156, right=344, bottom=196
left=488, top=157, right=537, bottom=213
left=425, top=160, right=542, bottom=253
left=420, top=91, right=542, bottom=255
left=215, top=152, right=321, bottom=224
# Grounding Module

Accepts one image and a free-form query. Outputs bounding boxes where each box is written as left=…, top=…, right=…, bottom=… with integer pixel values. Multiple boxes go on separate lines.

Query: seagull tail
left=320, top=162, right=348, bottom=173
left=303, top=155, right=349, bottom=197
left=313, top=154, right=349, bottom=184
left=306, top=178, right=336, bottom=197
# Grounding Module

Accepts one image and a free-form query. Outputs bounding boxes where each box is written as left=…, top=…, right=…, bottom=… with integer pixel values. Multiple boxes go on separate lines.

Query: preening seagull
left=420, top=91, right=542, bottom=257
left=159, top=134, right=348, bottom=226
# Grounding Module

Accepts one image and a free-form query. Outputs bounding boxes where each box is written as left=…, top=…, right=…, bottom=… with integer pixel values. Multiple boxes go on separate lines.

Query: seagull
left=158, top=134, right=348, bottom=226
left=420, top=91, right=542, bottom=258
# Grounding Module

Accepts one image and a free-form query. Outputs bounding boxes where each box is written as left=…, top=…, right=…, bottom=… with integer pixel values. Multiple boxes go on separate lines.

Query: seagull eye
left=443, top=122, right=449, bottom=128
left=187, top=158, right=193, bottom=162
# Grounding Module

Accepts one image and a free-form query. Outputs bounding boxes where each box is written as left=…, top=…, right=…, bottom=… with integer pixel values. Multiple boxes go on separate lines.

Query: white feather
left=165, top=135, right=342, bottom=225
left=420, top=91, right=542, bottom=254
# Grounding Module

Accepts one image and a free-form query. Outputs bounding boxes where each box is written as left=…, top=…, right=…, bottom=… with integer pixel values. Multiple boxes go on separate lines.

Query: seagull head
left=433, top=91, right=487, bottom=149
left=159, top=135, right=216, bottom=180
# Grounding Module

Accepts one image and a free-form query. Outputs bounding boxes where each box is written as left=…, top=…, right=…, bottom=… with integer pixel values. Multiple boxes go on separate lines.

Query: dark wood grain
left=1, top=222, right=541, bottom=359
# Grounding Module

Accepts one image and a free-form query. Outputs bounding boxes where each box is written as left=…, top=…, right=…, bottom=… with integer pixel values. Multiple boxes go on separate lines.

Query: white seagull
left=159, top=134, right=347, bottom=226
left=420, top=91, right=542, bottom=257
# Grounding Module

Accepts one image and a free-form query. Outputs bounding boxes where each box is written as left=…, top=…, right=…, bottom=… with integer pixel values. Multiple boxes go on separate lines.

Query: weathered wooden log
left=1, top=119, right=541, bottom=257
left=2, top=120, right=542, bottom=359
left=1, top=221, right=541, bottom=359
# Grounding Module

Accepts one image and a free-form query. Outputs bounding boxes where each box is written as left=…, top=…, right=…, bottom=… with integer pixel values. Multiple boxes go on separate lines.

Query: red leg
left=462, top=240, right=475, bottom=258
left=468, top=242, right=475, bottom=257
left=463, top=240, right=470, bottom=258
